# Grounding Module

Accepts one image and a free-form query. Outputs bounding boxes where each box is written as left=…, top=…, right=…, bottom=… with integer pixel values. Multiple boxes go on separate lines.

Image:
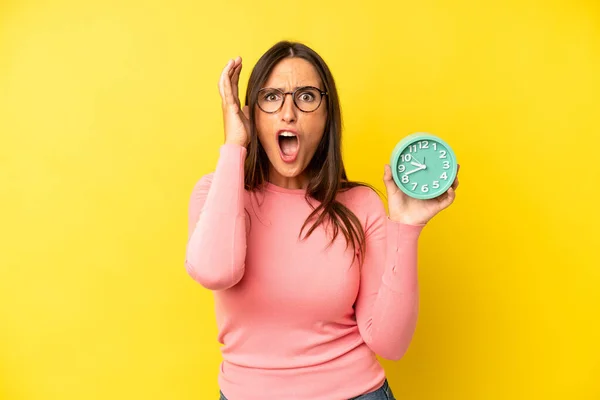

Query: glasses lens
left=258, top=89, right=283, bottom=113
left=257, top=87, right=324, bottom=113
left=294, top=87, right=322, bottom=112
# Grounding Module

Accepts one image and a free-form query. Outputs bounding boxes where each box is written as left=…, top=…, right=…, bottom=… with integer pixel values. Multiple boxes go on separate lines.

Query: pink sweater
left=186, top=144, right=424, bottom=400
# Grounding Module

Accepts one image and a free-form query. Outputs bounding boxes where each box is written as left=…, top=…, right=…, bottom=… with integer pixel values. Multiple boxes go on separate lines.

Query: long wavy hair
left=243, top=41, right=375, bottom=264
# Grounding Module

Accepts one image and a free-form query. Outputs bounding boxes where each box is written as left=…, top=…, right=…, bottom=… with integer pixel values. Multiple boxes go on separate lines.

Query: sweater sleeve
left=353, top=189, right=425, bottom=360
left=185, top=143, right=248, bottom=290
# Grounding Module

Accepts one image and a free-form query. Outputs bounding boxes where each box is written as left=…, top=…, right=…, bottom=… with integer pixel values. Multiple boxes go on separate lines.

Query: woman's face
left=255, top=57, right=327, bottom=188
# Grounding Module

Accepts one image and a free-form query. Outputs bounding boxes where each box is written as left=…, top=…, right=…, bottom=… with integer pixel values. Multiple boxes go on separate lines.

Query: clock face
left=391, top=133, right=457, bottom=199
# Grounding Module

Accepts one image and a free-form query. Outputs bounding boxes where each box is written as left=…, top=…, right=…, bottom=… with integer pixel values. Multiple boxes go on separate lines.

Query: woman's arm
left=354, top=162, right=459, bottom=359
left=354, top=189, right=425, bottom=360
left=185, top=143, right=248, bottom=290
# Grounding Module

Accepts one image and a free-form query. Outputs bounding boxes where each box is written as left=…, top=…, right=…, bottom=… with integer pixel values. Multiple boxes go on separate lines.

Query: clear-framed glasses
left=257, top=86, right=327, bottom=113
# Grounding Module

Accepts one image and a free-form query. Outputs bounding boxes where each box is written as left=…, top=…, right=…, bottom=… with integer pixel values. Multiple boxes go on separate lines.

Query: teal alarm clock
left=390, top=132, right=458, bottom=200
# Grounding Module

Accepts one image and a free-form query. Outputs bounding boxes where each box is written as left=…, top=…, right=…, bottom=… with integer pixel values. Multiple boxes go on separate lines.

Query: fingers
left=436, top=186, right=456, bottom=206
left=383, top=164, right=399, bottom=196
left=218, top=59, right=233, bottom=102
left=438, top=164, right=459, bottom=207
left=231, top=59, right=242, bottom=107
left=444, top=187, right=456, bottom=206
left=383, top=164, right=394, bottom=183
left=451, top=163, right=460, bottom=190
left=383, top=164, right=391, bottom=179
left=222, top=61, right=237, bottom=109
left=242, top=105, right=250, bottom=121
left=219, top=57, right=242, bottom=110
left=452, top=176, right=459, bottom=190
left=438, top=166, right=459, bottom=209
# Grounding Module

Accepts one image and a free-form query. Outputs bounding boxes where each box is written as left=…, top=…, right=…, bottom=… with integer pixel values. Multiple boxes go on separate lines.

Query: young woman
left=186, top=41, right=460, bottom=400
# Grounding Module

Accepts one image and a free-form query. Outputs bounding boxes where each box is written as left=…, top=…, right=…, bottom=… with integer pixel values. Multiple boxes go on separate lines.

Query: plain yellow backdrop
left=1, top=0, right=599, bottom=399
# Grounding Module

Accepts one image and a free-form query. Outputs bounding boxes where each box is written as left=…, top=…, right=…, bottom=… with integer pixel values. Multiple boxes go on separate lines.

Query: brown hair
left=243, top=41, right=376, bottom=264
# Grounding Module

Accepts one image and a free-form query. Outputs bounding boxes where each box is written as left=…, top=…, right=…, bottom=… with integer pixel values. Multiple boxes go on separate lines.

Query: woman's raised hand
left=219, top=56, right=251, bottom=147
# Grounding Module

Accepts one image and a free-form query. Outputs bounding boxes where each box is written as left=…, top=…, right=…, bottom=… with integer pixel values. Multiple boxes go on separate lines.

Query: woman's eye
left=262, top=91, right=281, bottom=102
left=299, top=92, right=315, bottom=102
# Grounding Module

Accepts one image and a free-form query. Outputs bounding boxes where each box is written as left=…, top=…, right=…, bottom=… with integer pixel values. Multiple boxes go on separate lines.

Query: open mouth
left=277, top=131, right=299, bottom=162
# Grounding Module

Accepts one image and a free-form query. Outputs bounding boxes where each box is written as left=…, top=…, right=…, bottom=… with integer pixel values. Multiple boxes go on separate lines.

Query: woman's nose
left=280, top=93, right=297, bottom=123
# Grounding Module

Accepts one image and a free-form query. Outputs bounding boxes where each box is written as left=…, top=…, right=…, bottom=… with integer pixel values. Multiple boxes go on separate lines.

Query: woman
left=186, top=41, right=460, bottom=400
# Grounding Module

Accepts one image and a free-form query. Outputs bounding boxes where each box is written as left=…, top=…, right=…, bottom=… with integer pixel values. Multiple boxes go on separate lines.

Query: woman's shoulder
left=189, top=172, right=253, bottom=205
left=190, top=172, right=215, bottom=195
left=337, top=183, right=385, bottom=214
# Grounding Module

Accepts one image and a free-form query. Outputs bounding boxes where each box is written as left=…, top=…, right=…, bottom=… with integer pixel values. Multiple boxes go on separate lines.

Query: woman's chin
left=265, top=146, right=317, bottom=185
left=268, top=157, right=306, bottom=181
left=273, top=162, right=303, bottom=178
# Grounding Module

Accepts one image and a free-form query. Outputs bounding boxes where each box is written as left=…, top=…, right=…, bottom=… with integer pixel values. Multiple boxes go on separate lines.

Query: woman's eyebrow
left=267, top=85, right=320, bottom=91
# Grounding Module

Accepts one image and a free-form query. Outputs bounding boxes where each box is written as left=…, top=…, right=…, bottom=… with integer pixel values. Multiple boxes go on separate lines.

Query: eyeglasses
left=257, top=86, right=327, bottom=113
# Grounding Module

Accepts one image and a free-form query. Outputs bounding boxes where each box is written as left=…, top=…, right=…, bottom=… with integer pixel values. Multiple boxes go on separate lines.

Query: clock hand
left=409, top=155, right=426, bottom=168
left=405, top=165, right=426, bottom=175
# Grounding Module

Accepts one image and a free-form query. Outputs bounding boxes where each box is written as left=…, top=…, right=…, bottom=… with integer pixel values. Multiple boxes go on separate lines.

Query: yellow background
left=1, top=0, right=599, bottom=399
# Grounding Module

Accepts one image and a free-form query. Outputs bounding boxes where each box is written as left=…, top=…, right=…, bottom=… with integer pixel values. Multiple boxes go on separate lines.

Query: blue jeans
left=219, top=378, right=396, bottom=400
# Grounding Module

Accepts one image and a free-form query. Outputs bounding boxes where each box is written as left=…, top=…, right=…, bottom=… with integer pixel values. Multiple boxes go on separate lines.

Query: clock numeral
left=411, top=182, right=418, bottom=191
left=409, top=144, right=418, bottom=153
left=402, top=175, right=409, bottom=184
left=433, top=143, right=437, bottom=150
left=401, top=154, right=412, bottom=162
left=442, top=161, right=450, bottom=169
left=433, top=181, right=440, bottom=189
left=440, top=172, right=448, bottom=180
left=398, top=165, right=405, bottom=173
left=421, top=184, right=429, bottom=193
left=419, top=140, right=429, bottom=149
left=439, top=150, right=447, bottom=159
